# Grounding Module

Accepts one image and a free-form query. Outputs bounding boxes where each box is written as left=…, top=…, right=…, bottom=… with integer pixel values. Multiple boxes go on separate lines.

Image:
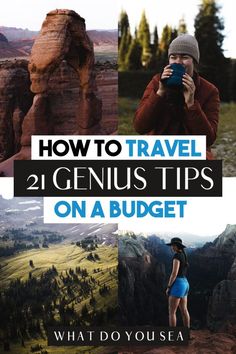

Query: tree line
left=0, top=263, right=118, bottom=348
left=0, top=228, right=64, bottom=257
left=119, top=0, right=236, bottom=101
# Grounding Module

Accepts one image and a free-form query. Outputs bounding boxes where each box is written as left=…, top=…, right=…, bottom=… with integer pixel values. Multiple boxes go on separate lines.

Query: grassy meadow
left=0, top=243, right=117, bottom=289
left=0, top=242, right=118, bottom=354
left=212, top=103, right=236, bottom=176
left=95, top=50, right=117, bottom=63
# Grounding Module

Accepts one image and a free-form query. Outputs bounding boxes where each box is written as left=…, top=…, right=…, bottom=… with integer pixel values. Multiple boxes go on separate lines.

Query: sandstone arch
left=0, top=10, right=115, bottom=176
left=29, top=10, right=95, bottom=94
left=21, top=9, right=102, bottom=147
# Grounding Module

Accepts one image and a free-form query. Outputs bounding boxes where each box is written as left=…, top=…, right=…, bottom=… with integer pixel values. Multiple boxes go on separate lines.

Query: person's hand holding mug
left=182, top=73, right=196, bottom=108
left=157, top=65, right=173, bottom=97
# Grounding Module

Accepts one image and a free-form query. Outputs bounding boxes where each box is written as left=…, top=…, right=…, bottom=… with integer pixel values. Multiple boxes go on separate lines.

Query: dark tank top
left=173, top=251, right=187, bottom=277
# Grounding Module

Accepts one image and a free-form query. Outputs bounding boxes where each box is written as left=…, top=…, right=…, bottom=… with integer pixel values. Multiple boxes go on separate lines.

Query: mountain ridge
left=0, top=26, right=117, bottom=44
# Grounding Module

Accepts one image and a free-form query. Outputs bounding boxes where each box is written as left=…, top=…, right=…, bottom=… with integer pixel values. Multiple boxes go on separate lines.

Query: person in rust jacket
left=134, top=34, right=220, bottom=159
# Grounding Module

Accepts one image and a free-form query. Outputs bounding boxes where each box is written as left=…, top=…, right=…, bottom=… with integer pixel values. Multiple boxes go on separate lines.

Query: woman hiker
left=134, top=34, right=220, bottom=159
left=166, top=237, right=190, bottom=333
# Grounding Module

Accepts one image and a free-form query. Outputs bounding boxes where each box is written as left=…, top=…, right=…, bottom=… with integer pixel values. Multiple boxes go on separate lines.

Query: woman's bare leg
left=179, top=296, right=190, bottom=327
left=168, top=296, right=180, bottom=326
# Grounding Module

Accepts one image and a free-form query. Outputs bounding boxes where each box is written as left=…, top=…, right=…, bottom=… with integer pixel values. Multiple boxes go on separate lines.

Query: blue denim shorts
left=169, top=277, right=189, bottom=298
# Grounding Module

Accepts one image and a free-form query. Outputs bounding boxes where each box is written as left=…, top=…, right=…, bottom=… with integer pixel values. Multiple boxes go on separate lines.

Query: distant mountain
left=0, top=197, right=117, bottom=243
left=87, top=30, right=117, bottom=46
left=212, top=224, right=236, bottom=252
left=9, top=39, right=34, bottom=56
left=0, top=33, right=8, bottom=43
left=0, top=26, right=39, bottom=41
left=0, top=32, right=24, bottom=58
left=0, top=26, right=117, bottom=43
left=0, top=27, right=117, bottom=59
left=120, top=229, right=218, bottom=248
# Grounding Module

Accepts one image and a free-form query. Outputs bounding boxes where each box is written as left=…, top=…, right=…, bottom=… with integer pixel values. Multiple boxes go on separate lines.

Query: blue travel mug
left=164, top=63, right=185, bottom=87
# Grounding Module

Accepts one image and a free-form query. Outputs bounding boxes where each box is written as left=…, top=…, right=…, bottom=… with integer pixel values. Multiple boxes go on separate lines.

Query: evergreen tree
left=118, top=11, right=132, bottom=70
left=170, top=28, right=178, bottom=43
left=153, top=26, right=159, bottom=55
left=149, top=26, right=160, bottom=70
left=125, top=38, right=142, bottom=70
left=158, top=25, right=173, bottom=67
left=194, top=0, right=230, bottom=100
left=81, top=304, right=89, bottom=317
left=118, top=10, right=129, bottom=45
left=137, top=11, right=152, bottom=68
left=178, top=18, right=187, bottom=34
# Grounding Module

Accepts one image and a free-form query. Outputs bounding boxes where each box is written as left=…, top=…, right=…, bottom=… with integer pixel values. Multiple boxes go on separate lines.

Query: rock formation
left=117, top=231, right=236, bottom=353
left=206, top=225, right=236, bottom=331
left=187, top=224, right=236, bottom=331
left=0, top=10, right=118, bottom=176
left=208, top=278, right=236, bottom=332
left=95, top=62, right=117, bottom=135
left=213, top=224, right=236, bottom=253
left=0, top=33, right=8, bottom=45
left=118, top=227, right=236, bottom=332
left=21, top=9, right=102, bottom=147
left=0, top=33, right=24, bottom=58
left=0, top=60, right=33, bottom=161
left=0, top=26, right=117, bottom=45
left=118, top=235, right=167, bottom=325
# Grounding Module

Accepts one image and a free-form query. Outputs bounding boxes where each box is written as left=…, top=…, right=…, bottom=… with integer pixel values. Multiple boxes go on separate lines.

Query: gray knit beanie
left=168, top=34, right=200, bottom=63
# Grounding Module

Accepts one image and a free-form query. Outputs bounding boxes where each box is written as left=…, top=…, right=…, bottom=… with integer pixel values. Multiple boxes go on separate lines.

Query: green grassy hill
left=0, top=243, right=117, bottom=288
left=0, top=243, right=118, bottom=354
